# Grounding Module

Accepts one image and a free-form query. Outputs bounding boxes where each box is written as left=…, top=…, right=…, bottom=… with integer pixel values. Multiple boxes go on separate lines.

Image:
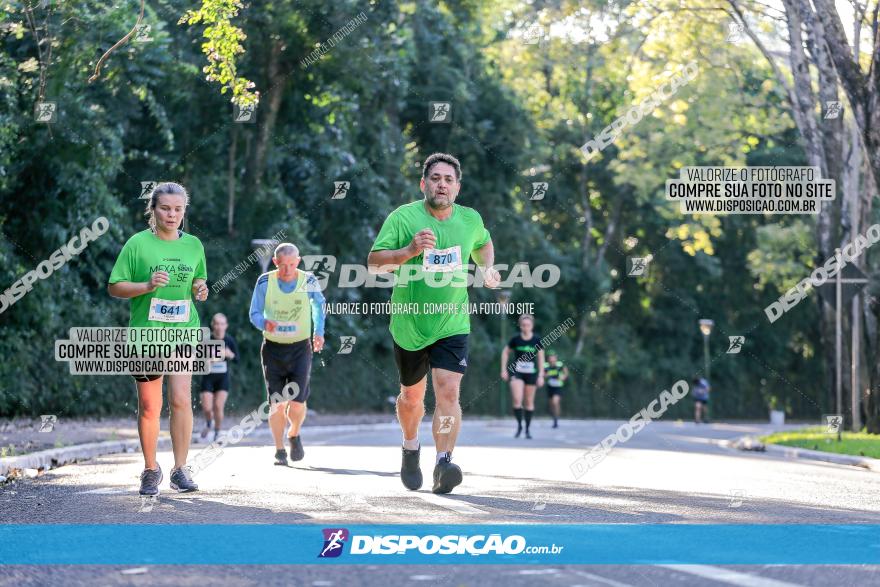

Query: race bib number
left=423, top=246, right=462, bottom=273
left=210, top=360, right=228, bottom=374
left=271, top=321, right=298, bottom=337
left=548, top=377, right=562, bottom=387
left=148, top=298, right=190, bottom=323
left=515, top=360, right=536, bottom=374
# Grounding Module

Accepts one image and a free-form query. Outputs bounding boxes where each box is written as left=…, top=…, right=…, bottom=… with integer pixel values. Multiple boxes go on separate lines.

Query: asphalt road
left=1, top=418, right=879, bottom=586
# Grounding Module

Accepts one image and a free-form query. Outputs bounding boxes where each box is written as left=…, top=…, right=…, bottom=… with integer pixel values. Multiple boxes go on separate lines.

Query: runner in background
left=544, top=351, right=569, bottom=428
left=108, top=182, right=207, bottom=496
left=501, top=314, right=544, bottom=439
left=249, top=243, right=325, bottom=466
left=199, top=313, right=239, bottom=443
left=692, top=377, right=711, bottom=424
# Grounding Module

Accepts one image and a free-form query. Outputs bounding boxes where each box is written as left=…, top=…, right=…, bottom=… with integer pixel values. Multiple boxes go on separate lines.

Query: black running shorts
left=392, top=334, right=469, bottom=387
left=260, top=338, right=312, bottom=403
left=511, top=372, right=539, bottom=385
left=200, top=372, right=231, bottom=393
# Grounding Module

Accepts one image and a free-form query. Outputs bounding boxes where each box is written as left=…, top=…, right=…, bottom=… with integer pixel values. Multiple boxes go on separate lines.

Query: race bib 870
left=423, top=245, right=462, bottom=273
left=147, top=298, right=190, bottom=323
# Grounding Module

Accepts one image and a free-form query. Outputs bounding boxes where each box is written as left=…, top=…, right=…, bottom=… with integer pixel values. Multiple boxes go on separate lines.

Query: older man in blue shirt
left=249, top=242, right=326, bottom=466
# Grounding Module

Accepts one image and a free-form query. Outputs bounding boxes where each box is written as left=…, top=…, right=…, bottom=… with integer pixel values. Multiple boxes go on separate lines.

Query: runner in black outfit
left=500, top=314, right=544, bottom=439
left=199, top=313, right=239, bottom=443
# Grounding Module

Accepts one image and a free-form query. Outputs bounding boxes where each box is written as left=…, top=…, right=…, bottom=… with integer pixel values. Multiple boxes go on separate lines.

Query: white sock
left=436, top=451, right=449, bottom=464
left=403, top=437, right=419, bottom=450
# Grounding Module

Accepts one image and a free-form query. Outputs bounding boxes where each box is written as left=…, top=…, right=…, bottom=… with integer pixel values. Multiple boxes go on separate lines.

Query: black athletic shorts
left=393, top=334, right=468, bottom=386
left=511, top=372, right=539, bottom=385
left=260, top=338, right=312, bottom=403
left=130, top=344, right=195, bottom=383
left=201, top=372, right=231, bottom=393
left=547, top=385, right=564, bottom=397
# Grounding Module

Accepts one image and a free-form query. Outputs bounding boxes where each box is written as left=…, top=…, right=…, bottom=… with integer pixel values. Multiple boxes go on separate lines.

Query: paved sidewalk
left=0, top=412, right=397, bottom=459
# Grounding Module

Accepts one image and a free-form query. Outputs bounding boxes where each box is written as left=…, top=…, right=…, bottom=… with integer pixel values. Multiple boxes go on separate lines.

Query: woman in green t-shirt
left=108, top=182, right=208, bottom=496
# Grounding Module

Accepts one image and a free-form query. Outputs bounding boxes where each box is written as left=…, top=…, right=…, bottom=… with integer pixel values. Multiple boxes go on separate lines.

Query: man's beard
left=425, top=189, right=453, bottom=209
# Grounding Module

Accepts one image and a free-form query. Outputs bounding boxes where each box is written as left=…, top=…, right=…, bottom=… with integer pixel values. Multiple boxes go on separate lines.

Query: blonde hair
left=145, top=182, right=189, bottom=233
left=518, top=314, right=534, bottom=325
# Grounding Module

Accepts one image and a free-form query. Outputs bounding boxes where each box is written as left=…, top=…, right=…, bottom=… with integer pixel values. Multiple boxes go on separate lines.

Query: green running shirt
left=108, top=230, right=207, bottom=329
left=371, top=200, right=491, bottom=351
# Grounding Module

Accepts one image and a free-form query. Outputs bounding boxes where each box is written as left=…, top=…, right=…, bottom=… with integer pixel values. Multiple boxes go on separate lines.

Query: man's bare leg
left=397, top=376, right=427, bottom=490
left=397, top=376, right=427, bottom=444
left=269, top=400, right=288, bottom=449
left=286, top=401, right=307, bottom=437
left=430, top=368, right=464, bottom=494
left=431, top=368, right=463, bottom=454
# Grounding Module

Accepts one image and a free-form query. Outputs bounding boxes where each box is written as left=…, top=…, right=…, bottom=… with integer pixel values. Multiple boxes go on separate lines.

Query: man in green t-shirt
left=368, top=152, right=500, bottom=494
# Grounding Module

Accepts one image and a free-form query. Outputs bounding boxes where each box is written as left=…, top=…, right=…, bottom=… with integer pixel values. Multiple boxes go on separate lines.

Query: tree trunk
left=249, top=39, right=286, bottom=193
left=227, top=124, right=238, bottom=236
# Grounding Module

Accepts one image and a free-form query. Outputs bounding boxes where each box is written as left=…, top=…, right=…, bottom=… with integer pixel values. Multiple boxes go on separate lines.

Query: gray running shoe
left=139, top=466, right=163, bottom=496
left=400, top=447, right=423, bottom=490
left=169, top=466, right=198, bottom=493
left=289, top=436, right=305, bottom=461
left=432, top=455, right=462, bottom=494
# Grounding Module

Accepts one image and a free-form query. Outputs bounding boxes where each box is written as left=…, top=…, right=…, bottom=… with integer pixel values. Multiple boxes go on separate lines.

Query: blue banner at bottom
left=1, top=524, right=878, bottom=565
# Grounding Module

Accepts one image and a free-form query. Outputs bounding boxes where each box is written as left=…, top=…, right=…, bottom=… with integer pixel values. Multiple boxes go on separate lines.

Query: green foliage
left=0, top=0, right=830, bottom=422
left=179, top=0, right=257, bottom=106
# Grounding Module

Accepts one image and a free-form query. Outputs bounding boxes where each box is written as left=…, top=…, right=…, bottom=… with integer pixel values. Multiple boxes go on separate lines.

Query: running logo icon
left=429, top=102, right=451, bottom=123
left=727, top=336, right=744, bottom=354
left=628, top=257, right=649, bottom=277
left=728, top=489, right=746, bottom=508
left=34, top=102, right=57, bottom=123
left=530, top=182, right=548, bottom=201
left=726, top=22, right=744, bottom=43
left=522, top=24, right=545, bottom=45
left=825, top=414, right=843, bottom=434
left=302, top=255, right=337, bottom=291
left=38, top=415, right=57, bottom=433
left=318, top=528, right=349, bottom=558
left=133, top=23, right=152, bottom=42
left=234, top=104, right=257, bottom=123
left=824, top=101, right=842, bottom=119
left=140, top=181, right=157, bottom=200
left=332, top=182, right=350, bottom=200
left=438, top=416, right=455, bottom=434
left=338, top=336, right=356, bottom=354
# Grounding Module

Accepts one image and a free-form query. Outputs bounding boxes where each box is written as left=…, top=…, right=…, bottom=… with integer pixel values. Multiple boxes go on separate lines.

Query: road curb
left=0, top=437, right=172, bottom=477
left=723, top=435, right=880, bottom=472
left=0, top=421, right=401, bottom=477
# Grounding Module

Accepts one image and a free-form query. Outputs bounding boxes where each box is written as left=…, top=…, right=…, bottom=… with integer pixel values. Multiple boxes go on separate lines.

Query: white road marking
left=76, top=487, right=129, bottom=494
left=572, top=570, right=635, bottom=587
left=411, top=491, right=486, bottom=515
left=659, top=565, right=805, bottom=587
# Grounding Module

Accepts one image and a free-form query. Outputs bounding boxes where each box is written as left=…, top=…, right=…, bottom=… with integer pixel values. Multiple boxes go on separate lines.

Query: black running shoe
left=169, top=466, right=198, bottom=493
left=289, top=436, right=305, bottom=461
left=139, top=466, right=162, bottom=496
left=400, top=447, right=423, bottom=490
left=274, top=448, right=288, bottom=466
left=525, top=429, right=533, bottom=439
left=552, top=421, right=559, bottom=429
left=432, top=454, right=463, bottom=494
left=515, top=426, right=522, bottom=438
